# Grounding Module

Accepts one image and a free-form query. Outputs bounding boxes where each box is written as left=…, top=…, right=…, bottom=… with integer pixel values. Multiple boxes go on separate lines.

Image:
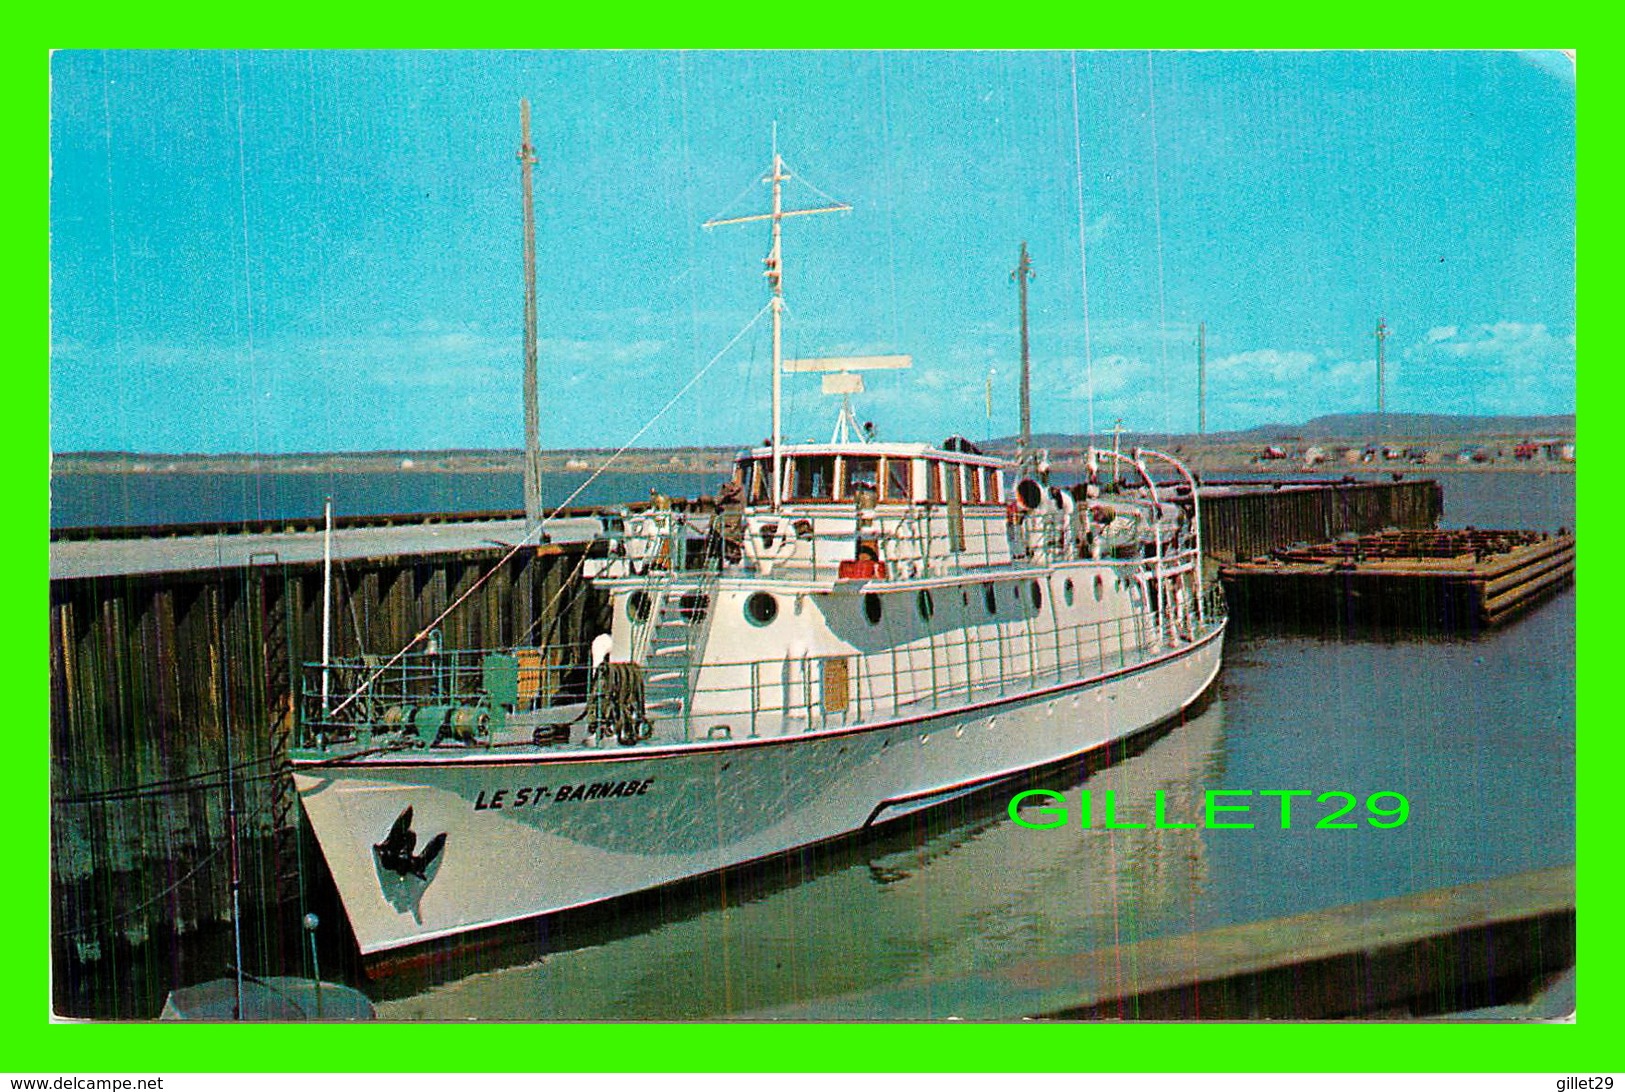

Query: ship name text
left=474, top=778, right=655, bottom=811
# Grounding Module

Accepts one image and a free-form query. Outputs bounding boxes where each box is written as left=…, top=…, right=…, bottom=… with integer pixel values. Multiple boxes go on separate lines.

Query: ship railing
left=297, top=644, right=588, bottom=746
left=611, top=502, right=1022, bottom=581
left=671, top=581, right=1227, bottom=740
left=295, top=578, right=1225, bottom=749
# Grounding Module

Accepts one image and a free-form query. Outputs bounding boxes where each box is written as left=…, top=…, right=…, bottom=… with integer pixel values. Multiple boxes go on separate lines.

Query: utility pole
left=519, top=100, right=543, bottom=530
left=1012, top=242, right=1035, bottom=460
left=985, top=366, right=996, bottom=445
left=1197, top=321, right=1206, bottom=438
left=1375, top=317, right=1388, bottom=419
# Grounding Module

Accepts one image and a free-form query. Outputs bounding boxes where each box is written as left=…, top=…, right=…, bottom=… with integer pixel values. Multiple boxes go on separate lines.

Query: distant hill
left=1283, top=413, right=1575, bottom=439
left=995, top=413, right=1574, bottom=449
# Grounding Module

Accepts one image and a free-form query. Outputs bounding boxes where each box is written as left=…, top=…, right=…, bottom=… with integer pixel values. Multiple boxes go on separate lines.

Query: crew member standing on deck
left=716, top=477, right=745, bottom=564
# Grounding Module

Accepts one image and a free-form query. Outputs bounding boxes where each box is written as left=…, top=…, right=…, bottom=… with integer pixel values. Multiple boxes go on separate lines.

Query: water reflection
left=375, top=698, right=1230, bottom=1019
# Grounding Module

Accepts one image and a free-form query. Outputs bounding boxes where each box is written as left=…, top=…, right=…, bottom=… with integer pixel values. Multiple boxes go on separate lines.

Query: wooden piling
left=1198, top=479, right=1443, bottom=562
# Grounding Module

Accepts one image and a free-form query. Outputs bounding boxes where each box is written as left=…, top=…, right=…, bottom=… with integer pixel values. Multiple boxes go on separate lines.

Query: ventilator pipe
left=1014, top=477, right=1053, bottom=513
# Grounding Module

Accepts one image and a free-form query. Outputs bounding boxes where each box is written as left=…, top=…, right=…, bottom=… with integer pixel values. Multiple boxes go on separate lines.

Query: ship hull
left=293, top=624, right=1224, bottom=958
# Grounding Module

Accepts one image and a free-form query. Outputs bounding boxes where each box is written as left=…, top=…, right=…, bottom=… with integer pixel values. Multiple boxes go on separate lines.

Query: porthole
left=1029, top=581, right=1043, bottom=610
left=627, top=590, right=652, bottom=624
left=678, top=592, right=709, bottom=623
left=917, top=589, right=935, bottom=622
left=1093, top=574, right=1105, bottom=602
left=746, top=591, right=779, bottom=626
left=984, top=584, right=999, bottom=615
left=1063, top=578, right=1075, bottom=606
left=864, top=593, right=883, bottom=625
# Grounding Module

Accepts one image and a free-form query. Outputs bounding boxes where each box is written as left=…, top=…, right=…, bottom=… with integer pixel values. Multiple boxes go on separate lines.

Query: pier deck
left=50, top=515, right=602, bottom=580
left=1220, top=529, right=1576, bottom=628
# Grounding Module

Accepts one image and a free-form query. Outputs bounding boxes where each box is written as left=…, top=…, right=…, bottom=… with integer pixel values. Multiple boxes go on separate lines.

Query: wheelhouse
left=732, top=443, right=1007, bottom=509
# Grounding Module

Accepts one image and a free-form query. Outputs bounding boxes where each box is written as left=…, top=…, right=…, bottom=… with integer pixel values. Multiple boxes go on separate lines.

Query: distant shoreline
left=51, top=450, right=1574, bottom=477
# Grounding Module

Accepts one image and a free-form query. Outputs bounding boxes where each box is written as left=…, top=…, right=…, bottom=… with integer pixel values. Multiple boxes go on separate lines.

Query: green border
left=17, top=14, right=1607, bottom=1075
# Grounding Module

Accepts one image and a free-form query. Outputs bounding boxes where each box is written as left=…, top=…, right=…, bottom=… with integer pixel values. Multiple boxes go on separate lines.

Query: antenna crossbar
left=703, top=203, right=851, bottom=229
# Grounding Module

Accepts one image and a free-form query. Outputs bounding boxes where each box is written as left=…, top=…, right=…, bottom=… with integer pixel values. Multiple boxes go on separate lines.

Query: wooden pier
left=49, top=527, right=606, bottom=1017
left=1220, top=528, right=1576, bottom=630
left=1196, top=478, right=1442, bottom=562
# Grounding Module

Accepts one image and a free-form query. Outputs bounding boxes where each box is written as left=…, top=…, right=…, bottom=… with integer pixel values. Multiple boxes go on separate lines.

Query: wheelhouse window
left=967, top=465, right=984, bottom=504
left=791, top=455, right=836, bottom=501
left=924, top=459, right=942, bottom=503
left=884, top=458, right=911, bottom=503
left=748, top=459, right=771, bottom=504
left=845, top=456, right=880, bottom=499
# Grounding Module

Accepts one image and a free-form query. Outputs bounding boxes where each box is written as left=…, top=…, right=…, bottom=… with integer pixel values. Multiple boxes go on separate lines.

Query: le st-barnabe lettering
left=474, top=778, right=654, bottom=811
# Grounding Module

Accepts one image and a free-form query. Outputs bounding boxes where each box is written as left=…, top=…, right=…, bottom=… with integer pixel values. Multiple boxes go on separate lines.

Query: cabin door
left=945, top=466, right=965, bottom=553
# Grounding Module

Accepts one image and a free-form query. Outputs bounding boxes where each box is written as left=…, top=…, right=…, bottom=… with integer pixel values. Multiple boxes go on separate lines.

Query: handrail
left=1136, top=446, right=1205, bottom=625
left=664, top=582, right=1226, bottom=734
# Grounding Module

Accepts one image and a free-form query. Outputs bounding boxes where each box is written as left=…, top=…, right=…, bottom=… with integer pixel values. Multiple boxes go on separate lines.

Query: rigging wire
left=704, top=163, right=773, bottom=227
left=1069, top=53, right=1097, bottom=451
left=777, top=156, right=849, bottom=212
left=326, top=299, right=775, bottom=720
left=518, top=545, right=592, bottom=647
left=53, top=755, right=279, bottom=806
left=60, top=843, right=227, bottom=937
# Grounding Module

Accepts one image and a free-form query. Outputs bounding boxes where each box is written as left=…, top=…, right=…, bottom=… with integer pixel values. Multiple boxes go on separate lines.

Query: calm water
left=50, top=464, right=1574, bottom=533
left=48, top=470, right=722, bottom=529
left=54, top=467, right=1576, bottom=1018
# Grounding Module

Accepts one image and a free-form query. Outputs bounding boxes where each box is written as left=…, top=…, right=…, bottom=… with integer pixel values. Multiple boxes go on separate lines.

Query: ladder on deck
left=631, top=569, right=722, bottom=738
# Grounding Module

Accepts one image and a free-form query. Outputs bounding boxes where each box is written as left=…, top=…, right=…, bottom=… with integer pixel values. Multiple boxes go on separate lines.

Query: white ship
left=291, top=149, right=1227, bottom=960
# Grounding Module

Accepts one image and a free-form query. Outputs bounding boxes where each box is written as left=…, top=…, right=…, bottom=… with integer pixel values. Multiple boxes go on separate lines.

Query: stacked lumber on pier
left=1219, top=528, right=1575, bottom=630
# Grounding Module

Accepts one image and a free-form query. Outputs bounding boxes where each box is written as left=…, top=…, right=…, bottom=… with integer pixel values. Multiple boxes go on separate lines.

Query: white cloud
left=1398, top=320, right=1575, bottom=415
left=1415, top=321, right=1571, bottom=364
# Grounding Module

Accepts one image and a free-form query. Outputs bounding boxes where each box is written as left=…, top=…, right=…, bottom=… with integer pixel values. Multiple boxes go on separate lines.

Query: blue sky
left=50, top=50, right=1575, bottom=454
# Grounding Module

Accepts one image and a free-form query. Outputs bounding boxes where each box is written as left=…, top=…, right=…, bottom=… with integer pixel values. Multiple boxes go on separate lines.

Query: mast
left=321, top=496, right=333, bottom=718
left=769, top=149, right=785, bottom=507
left=519, top=100, right=543, bottom=529
left=703, top=134, right=850, bottom=511
left=1197, top=321, right=1206, bottom=437
left=1375, top=316, right=1388, bottom=435
left=1012, top=242, right=1034, bottom=460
